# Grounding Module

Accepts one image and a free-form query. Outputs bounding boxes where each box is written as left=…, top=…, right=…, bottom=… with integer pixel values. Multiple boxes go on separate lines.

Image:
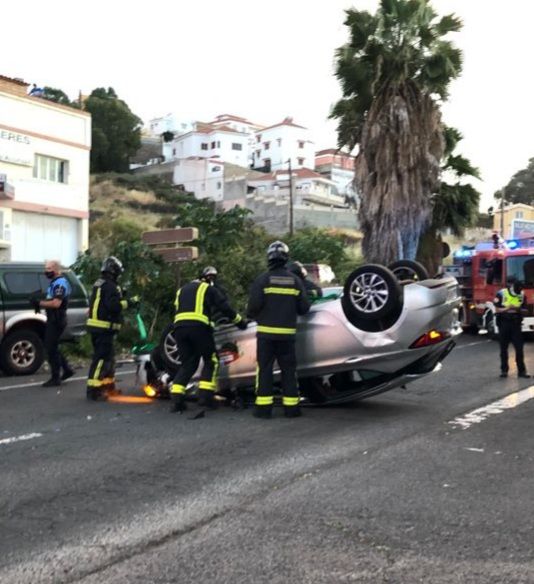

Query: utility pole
left=500, top=193, right=505, bottom=237
left=288, top=158, right=294, bottom=236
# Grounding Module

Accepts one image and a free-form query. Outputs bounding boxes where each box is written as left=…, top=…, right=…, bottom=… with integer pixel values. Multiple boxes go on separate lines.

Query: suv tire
left=1, top=329, right=45, bottom=375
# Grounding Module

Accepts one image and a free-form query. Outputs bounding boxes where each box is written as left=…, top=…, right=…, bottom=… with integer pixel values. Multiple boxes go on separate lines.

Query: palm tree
left=331, top=0, right=463, bottom=264
left=417, top=126, right=481, bottom=273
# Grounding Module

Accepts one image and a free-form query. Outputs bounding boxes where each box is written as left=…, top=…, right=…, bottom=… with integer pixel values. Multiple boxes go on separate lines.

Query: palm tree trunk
left=355, top=81, right=444, bottom=265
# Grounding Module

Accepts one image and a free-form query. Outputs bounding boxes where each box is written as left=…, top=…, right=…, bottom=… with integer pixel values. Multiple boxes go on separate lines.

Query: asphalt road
left=1, top=336, right=534, bottom=583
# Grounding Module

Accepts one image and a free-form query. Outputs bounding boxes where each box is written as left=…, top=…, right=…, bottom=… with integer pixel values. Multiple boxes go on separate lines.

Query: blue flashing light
left=453, top=249, right=473, bottom=259
left=506, top=239, right=519, bottom=250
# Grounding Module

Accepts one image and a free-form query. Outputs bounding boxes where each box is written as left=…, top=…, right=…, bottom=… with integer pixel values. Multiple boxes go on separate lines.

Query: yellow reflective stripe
left=87, top=379, right=104, bottom=387
left=211, top=352, right=219, bottom=386
left=196, top=282, right=208, bottom=315
left=198, top=381, right=216, bottom=391
left=171, top=384, right=185, bottom=395
left=255, top=365, right=259, bottom=392
left=256, top=395, right=274, bottom=406
left=174, top=312, right=210, bottom=325
left=87, top=318, right=121, bottom=330
left=120, top=299, right=128, bottom=309
left=257, top=326, right=297, bottom=335
left=92, top=287, right=101, bottom=320
left=264, top=287, right=300, bottom=296
left=502, top=289, right=523, bottom=308
left=94, top=359, right=104, bottom=381
left=233, top=314, right=242, bottom=324
left=174, top=289, right=181, bottom=311
left=283, top=396, right=300, bottom=406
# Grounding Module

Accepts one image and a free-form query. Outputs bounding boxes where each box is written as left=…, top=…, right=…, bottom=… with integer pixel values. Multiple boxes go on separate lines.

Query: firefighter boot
left=197, top=389, right=217, bottom=410
left=170, top=394, right=187, bottom=413
left=284, top=405, right=302, bottom=418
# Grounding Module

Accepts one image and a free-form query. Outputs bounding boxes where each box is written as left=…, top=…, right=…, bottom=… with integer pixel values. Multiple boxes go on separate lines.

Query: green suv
left=0, top=263, right=89, bottom=375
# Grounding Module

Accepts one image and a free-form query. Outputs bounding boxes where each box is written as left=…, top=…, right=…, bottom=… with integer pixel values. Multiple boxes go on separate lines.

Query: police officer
left=248, top=242, right=310, bottom=419
left=170, top=266, right=247, bottom=413
left=288, top=261, right=323, bottom=300
left=494, top=276, right=530, bottom=379
left=34, top=260, right=74, bottom=387
left=86, top=256, right=137, bottom=400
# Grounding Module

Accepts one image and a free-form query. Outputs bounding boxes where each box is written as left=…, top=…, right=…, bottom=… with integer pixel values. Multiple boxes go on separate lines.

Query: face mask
left=44, top=271, right=55, bottom=280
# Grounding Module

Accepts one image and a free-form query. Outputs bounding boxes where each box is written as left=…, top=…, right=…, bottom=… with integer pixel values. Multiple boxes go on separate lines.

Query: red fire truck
left=445, top=236, right=534, bottom=335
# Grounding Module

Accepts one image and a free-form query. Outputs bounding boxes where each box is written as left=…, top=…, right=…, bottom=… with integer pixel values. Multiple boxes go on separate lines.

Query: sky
left=4, top=0, right=534, bottom=209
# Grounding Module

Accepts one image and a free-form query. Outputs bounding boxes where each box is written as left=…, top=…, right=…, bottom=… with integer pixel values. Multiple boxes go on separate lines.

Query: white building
left=173, top=158, right=225, bottom=202
left=147, top=114, right=194, bottom=138
left=252, top=117, right=315, bottom=172
left=163, top=124, right=249, bottom=167
left=315, top=148, right=357, bottom=200
left=0, top=75, right=91, bottom=265
left=248, top=168, right=345, bottom=208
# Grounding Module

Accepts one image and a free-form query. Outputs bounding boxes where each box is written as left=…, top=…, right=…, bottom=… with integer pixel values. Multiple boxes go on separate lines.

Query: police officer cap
left=101, top=256, right=124, bottom=278
left=200, top=266, right=218, bottom=280
left=267, top=241, right=289, bottom=266
left=507, top=275, right=517, bottom=285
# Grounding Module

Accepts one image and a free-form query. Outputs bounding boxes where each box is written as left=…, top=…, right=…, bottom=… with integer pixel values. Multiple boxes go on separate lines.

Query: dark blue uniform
left=44, top=275, right=72, bottom=382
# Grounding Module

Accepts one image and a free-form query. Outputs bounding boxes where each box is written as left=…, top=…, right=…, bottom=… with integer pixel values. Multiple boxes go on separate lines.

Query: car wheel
left=0, top=329, right=45, bottom=375
left=388, top=260, right=429, bottom=282
left=158, top=324, right=181, bottom=374
left=341, top=264, right=403, bottom=329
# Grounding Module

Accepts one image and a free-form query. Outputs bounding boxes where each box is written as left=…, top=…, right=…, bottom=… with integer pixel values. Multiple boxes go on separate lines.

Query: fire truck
left=445, top=236, right=534, bottom=336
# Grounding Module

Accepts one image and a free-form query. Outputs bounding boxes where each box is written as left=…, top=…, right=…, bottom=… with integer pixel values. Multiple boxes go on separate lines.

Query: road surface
left=1, top=336, right=534, bottom=583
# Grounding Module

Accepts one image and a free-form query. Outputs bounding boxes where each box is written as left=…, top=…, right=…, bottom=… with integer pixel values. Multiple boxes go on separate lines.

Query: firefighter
left=494, top=276, right=530, bottom=378
left=33, top=260, right=74, bottom=387
left=86, top=256, right=138, bottom=400
left=170, top=266, right=247, bottom=413
left=248, top=241, right=311, bottom=419
left=288, top=261, right=323, bottom=300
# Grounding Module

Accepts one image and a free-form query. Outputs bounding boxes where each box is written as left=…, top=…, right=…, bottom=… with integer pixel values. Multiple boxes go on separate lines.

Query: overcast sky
left=4, top=0, right=534, bottom=209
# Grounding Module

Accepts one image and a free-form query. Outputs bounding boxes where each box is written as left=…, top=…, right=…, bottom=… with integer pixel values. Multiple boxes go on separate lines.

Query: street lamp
left=287, top=158, right=294, bottom=236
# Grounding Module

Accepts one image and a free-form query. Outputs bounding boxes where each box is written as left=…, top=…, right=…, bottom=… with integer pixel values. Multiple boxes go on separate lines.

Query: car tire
left=388, top=260, right=429, bottom=282
left=0, top=329, right=45, bottom=376
left=341, top=264, right=403, bottom=328
left=158, top=324, right=181, bottom=374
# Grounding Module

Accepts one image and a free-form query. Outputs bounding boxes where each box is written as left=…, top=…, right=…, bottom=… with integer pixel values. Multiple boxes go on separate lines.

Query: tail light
left=410, top=330, right=450, bottom=349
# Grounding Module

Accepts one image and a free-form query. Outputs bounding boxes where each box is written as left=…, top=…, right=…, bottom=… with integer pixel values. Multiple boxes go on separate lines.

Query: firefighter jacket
left=247, top=267, right=310, bottom=339
left=87, top=276, right=128, bottom=333
left=174, top=280, right=242, bottom=328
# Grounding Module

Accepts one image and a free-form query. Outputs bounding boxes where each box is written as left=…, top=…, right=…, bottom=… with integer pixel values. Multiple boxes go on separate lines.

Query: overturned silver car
left=138, top=261, right=461, bottom=405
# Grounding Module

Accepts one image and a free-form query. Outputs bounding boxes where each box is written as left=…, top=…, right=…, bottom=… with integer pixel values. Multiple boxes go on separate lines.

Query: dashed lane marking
left=460, top=339, right=492, bottom=348
left=0, top=369, right=136, bottom=393
left=0, top=432, right=43, bottom=446
left=448, top=385, right=534, bottom=430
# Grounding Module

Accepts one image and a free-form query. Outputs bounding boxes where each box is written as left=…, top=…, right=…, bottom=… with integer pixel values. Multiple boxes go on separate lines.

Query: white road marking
left=449, top=385, right=534, bottom=430
left=460, top=340, right=492, bottom=348
left=0, top=432, right=43, bottom=446
left=0, top=369, right=136, bottom=392
left=465, top=447, right=485, bottom=453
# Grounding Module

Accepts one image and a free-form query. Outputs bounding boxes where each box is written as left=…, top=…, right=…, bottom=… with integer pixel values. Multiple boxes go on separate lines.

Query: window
left=217, top=141, right=221, bottom=148
left=256, top=135, right=261, bottom=143
left=263, top=158, right=271, bottom=171
left=264, top=142, right=270, bottom=150
left=232, top=143, right=243, bottom=151
left=507, top=256, right=534, bottom=286
left=256, top=150, right=261, bottom=158
left=4, top=272, right=48, bottom=295
left=277, top=138, right=282, bottom=146
left=217, top=181, right=222, bottom=190
left=33, top=155, right=67, bottom=183
left=172, top=148, right=176, bottom=156
left=201, top=143, right=208, bottom=151
left=516, top=211, right=524, bottom=219
left=298, top=141, right=305, bottom=149
left=297, top=157, right=304, bottom=166
left=211, top=141, right=216, bottom=149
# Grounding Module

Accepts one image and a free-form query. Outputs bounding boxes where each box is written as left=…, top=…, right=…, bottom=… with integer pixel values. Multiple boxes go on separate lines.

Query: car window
left=4, top=272, right=43, bottom=295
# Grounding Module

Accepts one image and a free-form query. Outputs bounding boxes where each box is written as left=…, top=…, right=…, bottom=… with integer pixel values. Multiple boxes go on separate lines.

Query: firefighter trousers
left=255, top=337, right=299, bottom=408
left=171, top=326, right=219, bottom=396
left=44, top=320, right=70, bottom=381
left=499, top=319, right=526, bottom=374
left=87, top=332, right=116, bottom=391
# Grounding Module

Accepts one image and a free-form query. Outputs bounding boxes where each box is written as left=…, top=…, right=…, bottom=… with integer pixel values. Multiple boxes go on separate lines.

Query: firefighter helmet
left=267, top=241, right=289, bottom=267
left=101, top=256, right=124, bottom=279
